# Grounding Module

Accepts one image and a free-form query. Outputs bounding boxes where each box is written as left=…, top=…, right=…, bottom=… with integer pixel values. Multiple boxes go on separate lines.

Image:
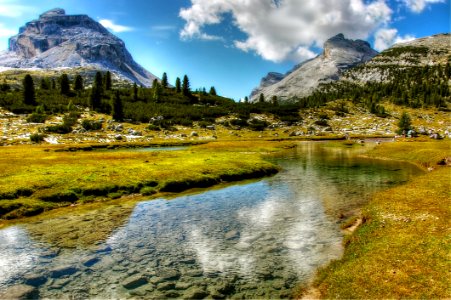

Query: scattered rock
left=184, top=287, right=209, bottom=299
left=157, top=282, right=176, bottom=291
left=122, top=274, right=148, bottom=290
left=49, top=265, right=78, bottom=278
left=159, top=269, right=180, bottom=280
left=224, top=230, right=240, bottom=240
left=23, top=274, right=48, bottom=287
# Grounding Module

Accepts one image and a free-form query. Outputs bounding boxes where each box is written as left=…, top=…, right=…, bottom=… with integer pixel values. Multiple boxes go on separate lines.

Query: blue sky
left=0, top=0, right=449, bottom=100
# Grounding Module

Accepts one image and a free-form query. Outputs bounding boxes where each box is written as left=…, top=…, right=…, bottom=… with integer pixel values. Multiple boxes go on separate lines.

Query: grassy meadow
left=0, top=141, right=295, bottom=223
left=302, top=139, right=450, bottom=299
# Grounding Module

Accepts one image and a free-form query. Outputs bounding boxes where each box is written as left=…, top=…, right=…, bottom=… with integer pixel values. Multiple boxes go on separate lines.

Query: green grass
left=304, top=139, right=451, bottom=299
left=0, top=141, right=291, bottom=223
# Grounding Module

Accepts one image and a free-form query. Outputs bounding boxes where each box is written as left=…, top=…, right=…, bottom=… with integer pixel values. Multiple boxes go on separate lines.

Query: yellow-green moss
left=307, top=140, right=451, bottom=299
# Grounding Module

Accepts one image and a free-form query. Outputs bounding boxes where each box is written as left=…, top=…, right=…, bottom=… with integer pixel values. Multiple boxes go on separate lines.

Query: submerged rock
left=122, top=274, right=148, bottom=290
left=0, top=284, right=39, bottom=299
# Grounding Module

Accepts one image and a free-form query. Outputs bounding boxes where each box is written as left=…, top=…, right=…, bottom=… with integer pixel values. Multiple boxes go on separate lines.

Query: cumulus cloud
left=401, top=0, right=445, bottom=13
left=0, top=1, right=34, bottom=18
left=99, top=19, right=134, bottom=33
left=179, top=0, right=392, bottom=62
left=374, top=28, right=416, bottom=51
left=0, top=23, right=16, bottom=37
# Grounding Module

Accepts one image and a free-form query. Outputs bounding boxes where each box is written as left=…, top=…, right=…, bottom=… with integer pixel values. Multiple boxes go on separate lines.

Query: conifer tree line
left=1, top=63, right=449, bottom=132
left=302, top=63, right=450, bottom=110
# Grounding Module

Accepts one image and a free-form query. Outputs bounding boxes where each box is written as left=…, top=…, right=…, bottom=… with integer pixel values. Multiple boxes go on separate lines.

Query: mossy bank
left=0, top=141, right=292, bottom=223
left=300, top=140, right=450, bottom=299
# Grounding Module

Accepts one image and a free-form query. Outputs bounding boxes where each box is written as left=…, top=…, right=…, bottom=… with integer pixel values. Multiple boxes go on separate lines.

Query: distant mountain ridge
left=251, top=34, right=378, bottom=102
left=0, top=8, right=158, bottom=86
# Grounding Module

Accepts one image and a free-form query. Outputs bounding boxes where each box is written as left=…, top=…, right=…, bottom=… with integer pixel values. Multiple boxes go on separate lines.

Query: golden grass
left=305, top=139, right=451, bottom=299
left=0, top=141, right=291, bottom=223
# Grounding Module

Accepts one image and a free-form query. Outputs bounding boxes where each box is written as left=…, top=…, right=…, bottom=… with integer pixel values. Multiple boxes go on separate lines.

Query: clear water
left=0, top=142, right=422, bottom=299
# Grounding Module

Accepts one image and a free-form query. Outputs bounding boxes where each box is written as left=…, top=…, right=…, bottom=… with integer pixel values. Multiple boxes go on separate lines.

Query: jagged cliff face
left=251, top=34, right=378, bottom=102
left=0, top=8, right=158, bottom=86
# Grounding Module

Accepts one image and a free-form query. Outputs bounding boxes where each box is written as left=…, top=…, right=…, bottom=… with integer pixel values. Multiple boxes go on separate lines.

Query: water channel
left=0, top=142, right=423, bottom=299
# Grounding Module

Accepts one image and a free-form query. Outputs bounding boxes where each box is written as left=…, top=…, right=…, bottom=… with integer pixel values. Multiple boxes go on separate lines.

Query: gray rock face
left=251, top=33, right=378, bottom=102
left=0, top=8, right=158, bottom=86
left=250, top=72, right=284, bottom=98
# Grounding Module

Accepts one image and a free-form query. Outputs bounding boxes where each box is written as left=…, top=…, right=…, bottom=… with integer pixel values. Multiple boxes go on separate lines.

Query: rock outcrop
left=251, top=34, right=378, bottom=102
left=0, top=8, right=158, bottom=86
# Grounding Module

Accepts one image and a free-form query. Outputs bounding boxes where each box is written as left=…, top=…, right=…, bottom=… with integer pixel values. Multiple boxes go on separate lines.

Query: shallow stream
left=0, top=142, right=423, bottom=298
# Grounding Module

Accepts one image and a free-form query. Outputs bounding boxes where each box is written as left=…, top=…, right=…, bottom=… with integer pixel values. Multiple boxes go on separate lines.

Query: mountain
left=341, top=33, right=451, bottom=83
left=251, top=34, right=378, bottom=102
left=0, top=8, right=158, bottom=86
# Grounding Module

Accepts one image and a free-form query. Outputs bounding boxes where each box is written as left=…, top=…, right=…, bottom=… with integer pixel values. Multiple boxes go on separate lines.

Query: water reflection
left=0, top=227, right=41, bottom=287
left=0, top=142, right=423, bottom=298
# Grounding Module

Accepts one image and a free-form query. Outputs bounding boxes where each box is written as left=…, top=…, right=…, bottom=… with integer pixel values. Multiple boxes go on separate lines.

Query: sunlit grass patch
left=0, top=142, right=282, bottom=222
left=305, top=140, right=451, bottom=299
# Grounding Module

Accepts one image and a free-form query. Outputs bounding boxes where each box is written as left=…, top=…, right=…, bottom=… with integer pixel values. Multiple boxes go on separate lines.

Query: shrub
left=81, top=119, right=103, bottom=131
left=30, top=133, right=46, bottom=143
left=27, top=113, right=47, bottom=123
left=229, top=118, right=248, bottom=127
left=248, top=119, right=269, bottom=131
left=314, top=119, right=329, bottom=127
left=45, top=124, right=72, bottom=134
left=147, top=124, right=161, bottom=131
left=140, top=186, right=156, bottom=196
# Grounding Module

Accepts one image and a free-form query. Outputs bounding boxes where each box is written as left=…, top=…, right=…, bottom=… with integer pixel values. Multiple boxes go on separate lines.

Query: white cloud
left=99, top=19, right=133, bottom=33
left=179, top=0, right=392, bottom=62
left=0, top=23, right=16, bottom=37
left=401, top=0, right=445, bottom=13
left=0, top=1, right=34, bottom=18
left=374, top=28, right=416, bottom=51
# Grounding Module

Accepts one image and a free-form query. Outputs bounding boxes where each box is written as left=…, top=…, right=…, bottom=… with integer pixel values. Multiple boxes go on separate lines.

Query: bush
left=45, top=124, right=72, bottom=134
left=314, top=119, right=329, bottom=126
left=147, top=124, right=161, bottom=131
left=30, top=133, right=46, bottom=143
left=229, top=118, right=248, bottom=127
left=140, top=186, right=156, bottom=196
left=26, top=113, right=47, bottom=123
left=248, top=119, right=269, bottom=131
left=81, top=119, right=103, bottom=131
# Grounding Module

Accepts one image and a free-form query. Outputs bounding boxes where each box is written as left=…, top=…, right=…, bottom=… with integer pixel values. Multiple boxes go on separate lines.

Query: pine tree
left=74, top=75, right=84, bottom=91
left=244, top=96, right=249, bottom=104
left=111, top=91, right=124, bottom=121
left=133, top=82, right=138, bottom=101
left=105, top=71, right=112, bottom=91
left=40, top=78, right=50, bottom=90
left=89, top=72, right=103, bottom=110
left=182, top=75, right=190, bottom=96
left=397, top=111, right=412, bottom=135
left=23, top=74, right=36, bottom=105
left=60, top=73, right=70, bottom=95
left=175, top=77, right=181, bottom=93
left=161, top=72, right=168, bottom=88
left=51, top=78, right=56, bottom=90
left=258, top=93, right=265, bottom=103
left=153, top=81, right=162, bottom=101
left=67, top=100, right=75, bottom=112
left=0, top=79, right=10, bottom=92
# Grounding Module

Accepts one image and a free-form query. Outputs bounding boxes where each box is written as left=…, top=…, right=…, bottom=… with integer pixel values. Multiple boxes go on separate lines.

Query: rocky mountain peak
left=250, top=34, right=378, bottom=102
left=0, top=9, right=158, bottom=86
left=40, top=8, right=66, bottom=18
